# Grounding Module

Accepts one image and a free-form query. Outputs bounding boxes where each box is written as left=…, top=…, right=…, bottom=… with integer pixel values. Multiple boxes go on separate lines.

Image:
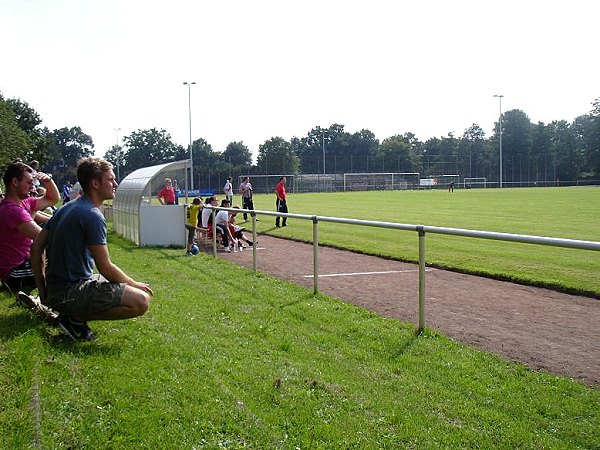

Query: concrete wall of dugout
left=113, top=160, right=190, bottom=247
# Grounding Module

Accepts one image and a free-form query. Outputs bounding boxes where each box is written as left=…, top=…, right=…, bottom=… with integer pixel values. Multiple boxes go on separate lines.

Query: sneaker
left=16, top=291, right=37, bottom=310
left=185, top=251, right=193, bottom=257
left=224, top=246, right=231, bottom=253
left=247, top=241, right=254, bottom=247
left=58, top=316, right=96, bottom=341
left=16, top=291, right=59, bottom=325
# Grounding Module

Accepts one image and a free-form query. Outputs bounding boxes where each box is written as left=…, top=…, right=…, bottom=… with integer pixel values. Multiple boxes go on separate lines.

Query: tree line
left=2, top=91, right=599, bottom=192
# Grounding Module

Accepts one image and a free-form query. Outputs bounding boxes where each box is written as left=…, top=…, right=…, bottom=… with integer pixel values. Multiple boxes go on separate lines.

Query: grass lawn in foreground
left=1, top=233, right=599, bottom=448
left=247, top=187, right=600, bottom=296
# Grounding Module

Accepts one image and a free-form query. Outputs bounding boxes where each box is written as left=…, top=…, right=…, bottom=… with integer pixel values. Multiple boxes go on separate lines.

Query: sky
left=1, top=0, right=598, bottom=163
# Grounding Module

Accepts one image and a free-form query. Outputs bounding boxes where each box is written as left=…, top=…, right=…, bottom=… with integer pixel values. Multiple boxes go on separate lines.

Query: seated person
left=215, top=199, right=236, bottom=252
left=200, top=196, right=218, bottom=230
left=0, top=161, right=59, bottom=294
left=229, top=207, right=254, bottom=248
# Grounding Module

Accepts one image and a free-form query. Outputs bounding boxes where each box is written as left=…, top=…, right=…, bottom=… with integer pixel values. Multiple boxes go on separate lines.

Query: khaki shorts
left=46, top=275, right=124, bottom=316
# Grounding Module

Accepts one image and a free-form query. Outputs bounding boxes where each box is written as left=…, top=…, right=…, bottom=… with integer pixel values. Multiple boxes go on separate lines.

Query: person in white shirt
left=223, top=177, right=233, bottom=204
left=69, top=181, right=83, bottom=201
left=214, top=199, right=235, bottom=252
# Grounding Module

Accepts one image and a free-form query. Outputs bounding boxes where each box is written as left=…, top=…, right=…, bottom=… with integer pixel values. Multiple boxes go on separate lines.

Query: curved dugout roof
left=113, top=160, right=189, bottom=245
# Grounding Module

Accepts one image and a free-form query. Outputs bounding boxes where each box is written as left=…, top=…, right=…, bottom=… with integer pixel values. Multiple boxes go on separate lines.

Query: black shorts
left=4, top=259, right=36, bottom=293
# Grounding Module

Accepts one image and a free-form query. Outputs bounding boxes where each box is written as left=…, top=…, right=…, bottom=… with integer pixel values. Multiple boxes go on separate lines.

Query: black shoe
left=58, top=316, right=96, bottom=341
left=282, top=222, right=287, bottom=227
left=247, top=241, right=254, bottom=246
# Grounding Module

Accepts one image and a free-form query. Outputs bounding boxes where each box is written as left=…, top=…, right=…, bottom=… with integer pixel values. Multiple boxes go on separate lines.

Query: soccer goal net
left=343, top=172, right=420, bottom=191
left=463, top=177, right=487, bottom=189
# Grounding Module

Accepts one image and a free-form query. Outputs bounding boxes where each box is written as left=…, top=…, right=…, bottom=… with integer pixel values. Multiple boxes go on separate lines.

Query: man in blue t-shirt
left=32, top=157, right=154, bottom=341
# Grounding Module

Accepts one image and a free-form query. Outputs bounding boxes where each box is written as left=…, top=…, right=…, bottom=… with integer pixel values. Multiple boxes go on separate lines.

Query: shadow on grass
left=43, top=332, right=124, bottom=356
left=0, top=303, right=48, bottom=341
left=390, top=331, right=421, bottom=358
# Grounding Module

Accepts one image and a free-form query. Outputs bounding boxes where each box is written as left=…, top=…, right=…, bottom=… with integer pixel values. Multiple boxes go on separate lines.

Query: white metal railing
left=205, top=206, right=600, bottom=333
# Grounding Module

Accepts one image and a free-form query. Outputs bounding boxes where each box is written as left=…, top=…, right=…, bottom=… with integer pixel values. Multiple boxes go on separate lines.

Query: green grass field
left=2, top=186, right=599, bottom=447
left=1, top=236, right=599, bottom=448
left=246, top=187, right=600, bottom=297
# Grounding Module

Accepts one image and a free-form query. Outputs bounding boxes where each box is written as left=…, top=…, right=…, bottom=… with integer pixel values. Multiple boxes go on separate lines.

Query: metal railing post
left=251, top=213, right=257, bottom=273
left=313, top=217, right=319, bottom=294
left=417, top=226, right=426, bottom=333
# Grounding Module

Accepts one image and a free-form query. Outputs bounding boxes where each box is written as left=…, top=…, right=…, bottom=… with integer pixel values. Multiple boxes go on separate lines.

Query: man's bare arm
left=90, top=244, right=154, bottom=296
left=31, top=228, right=49, bottom=301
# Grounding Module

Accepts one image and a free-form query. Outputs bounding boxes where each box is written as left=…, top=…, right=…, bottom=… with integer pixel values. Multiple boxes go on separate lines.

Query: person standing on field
left=238, top=176, right=256, bottom=222
left=184, top=197, right=203, bottom=256
left=157, top=178, right=176, bottom=205
left=274, top=176, right=288, bottom=227
left=31, top=157, right=153, bottom=341
left=223, top=177, right=233, bottom=204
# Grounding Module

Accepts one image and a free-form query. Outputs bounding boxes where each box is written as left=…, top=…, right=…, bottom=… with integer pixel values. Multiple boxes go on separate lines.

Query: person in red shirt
left=274, top=176, right=288, bottom=227
left=157, top=178, right=176, bottom=205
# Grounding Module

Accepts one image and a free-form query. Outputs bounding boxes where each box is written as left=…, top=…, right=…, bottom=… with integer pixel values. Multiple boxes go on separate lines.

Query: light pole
left=321, top=130, right=328, bottom=175
left=493, top=94, right=504, bottom=188
left=183, top=81, right=196, bottom=193
left=113, top=127, right=121, bottom=182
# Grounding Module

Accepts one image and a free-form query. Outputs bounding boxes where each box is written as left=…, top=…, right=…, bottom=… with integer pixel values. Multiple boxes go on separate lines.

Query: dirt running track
left=216, top=235, right=600, bottom=387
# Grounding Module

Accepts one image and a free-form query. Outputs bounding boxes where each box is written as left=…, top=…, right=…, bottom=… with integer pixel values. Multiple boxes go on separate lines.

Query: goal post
left=343, top=172, right=420, bottom=191
left=463, top=177, right=487, bottom=189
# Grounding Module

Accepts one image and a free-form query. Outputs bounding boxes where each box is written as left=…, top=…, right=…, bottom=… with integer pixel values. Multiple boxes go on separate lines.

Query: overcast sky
left=1, top=0, right=598, bottom=162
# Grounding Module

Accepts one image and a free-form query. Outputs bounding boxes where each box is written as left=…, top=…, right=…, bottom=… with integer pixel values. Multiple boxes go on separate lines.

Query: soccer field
left=247, top=187, right=600, bottom=296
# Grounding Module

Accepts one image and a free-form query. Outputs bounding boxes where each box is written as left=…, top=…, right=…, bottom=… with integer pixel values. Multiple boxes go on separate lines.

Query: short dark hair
left=220, top=199, right=230, bottom=207
left=77, top=157, right=113, bottom=193
left=2, top=162, right=33, bottom=187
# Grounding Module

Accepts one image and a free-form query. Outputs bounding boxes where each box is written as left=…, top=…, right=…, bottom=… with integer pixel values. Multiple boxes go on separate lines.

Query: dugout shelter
left=113, top=160, right=189, bottom=247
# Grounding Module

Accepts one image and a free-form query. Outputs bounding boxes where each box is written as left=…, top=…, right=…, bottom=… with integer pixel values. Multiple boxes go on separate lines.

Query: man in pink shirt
left=0, top=161, right=59, bottom=293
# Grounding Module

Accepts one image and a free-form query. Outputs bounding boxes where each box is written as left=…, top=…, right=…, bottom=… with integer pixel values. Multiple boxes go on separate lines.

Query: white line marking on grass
left=302, top=268, right=435, bottom=278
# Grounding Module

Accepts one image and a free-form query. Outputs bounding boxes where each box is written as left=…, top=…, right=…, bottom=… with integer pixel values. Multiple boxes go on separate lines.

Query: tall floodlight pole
left=493, top=94, right=504, bottom=188
left=183, top=81, right=196, bottom=193
left=113, top=127, right=121, bottom=182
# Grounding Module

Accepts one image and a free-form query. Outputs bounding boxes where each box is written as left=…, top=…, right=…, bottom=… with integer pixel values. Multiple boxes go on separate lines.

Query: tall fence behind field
left=205, top=206, right=600, bottom=333
left=240, top=174, right=600, bottom=194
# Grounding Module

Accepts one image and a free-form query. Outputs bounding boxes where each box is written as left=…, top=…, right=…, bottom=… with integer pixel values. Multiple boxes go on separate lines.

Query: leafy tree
left=497, top=109, right=532, bottom=182
left=104, top=144, right=126, bottom=181
left=459, top=124, right=486, bottom=178
left=530, top=122, right=553, bottom=182
left=585, top=98, right=600, bottom=176
left=0, top=95, right=32, bottom=170
left=221, top=141, right=252, bottom=170
left=422, top=134, right=459, bottom=176
left=256, top=137, right=299, bottom=175
left=548, top=120, right=583, bottom=182
left=123, top=128, right=183, bottom=175
left=46, top=126, right=94, bottom=183
left=191, top=138, right=220, bottom=189
left=378, top=134, right=420, bottom=173
left=7, top=99, right=56, bottom=167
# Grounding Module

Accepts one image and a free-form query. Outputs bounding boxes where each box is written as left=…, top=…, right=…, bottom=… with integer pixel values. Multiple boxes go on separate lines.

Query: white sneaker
left=224, top=246, right=231, bottom=253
